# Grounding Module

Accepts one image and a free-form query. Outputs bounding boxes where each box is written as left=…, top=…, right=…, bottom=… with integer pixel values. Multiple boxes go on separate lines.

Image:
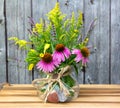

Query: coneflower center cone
left=55, top=44, right=65, bottom=52
left=42, top=53, right=52, bottom=63
left=81, top=47, right=90, bottom=57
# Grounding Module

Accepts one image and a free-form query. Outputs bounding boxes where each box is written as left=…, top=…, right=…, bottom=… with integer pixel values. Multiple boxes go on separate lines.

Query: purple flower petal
left=63, top=47, right=71, bottom=58
left=82, top=57, right=89, bottom=65
left=53, top=51, right=65, bottom=62
left=53, top=47, right=71, bottom=63
left=72, top=49, right=82, bottom=63
left=36, top=56, right=60, bottom=73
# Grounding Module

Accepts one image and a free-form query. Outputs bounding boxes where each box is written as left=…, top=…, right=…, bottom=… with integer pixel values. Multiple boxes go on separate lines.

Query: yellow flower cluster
left=47, top=2, right=65, bottom=27
left=78, top=11, right=83, bottom=25
left=15, top=40, right=27, bottom=48
left=30, top=49, right=36, bottom=53
left=32, top=22, right=43, bottom=34
left=8, top=37, right=18, bottom=41
left=9, top=37, right=28, bottom=48
left=48, top=2, right=60, bottom=20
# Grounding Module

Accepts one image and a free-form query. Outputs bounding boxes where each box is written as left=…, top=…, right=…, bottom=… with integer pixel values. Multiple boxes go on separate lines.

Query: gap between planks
left=2, top=84, right=120, bottom=89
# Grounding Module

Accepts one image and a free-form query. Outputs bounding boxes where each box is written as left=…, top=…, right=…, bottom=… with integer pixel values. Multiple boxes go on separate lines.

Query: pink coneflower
left=53, top=44, right=71, bottom=62
left=72, top=47, right=90, bottom=65
left=72, top=49, right=82, bottom=63
left=36, top=53, right=60, bottom=73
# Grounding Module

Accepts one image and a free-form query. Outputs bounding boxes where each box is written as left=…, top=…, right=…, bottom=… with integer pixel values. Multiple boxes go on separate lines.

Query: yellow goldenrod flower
left=15, top=40, right=27, bottom=48
left=49, top=2, right=60, bottom=16
left=85, top=38, right=89, bottom=42
left=36, top=23, right=41, bottom=28
left=71, top=12, right=75, bottom=24
left=28, top=64, right=34, bottom=71
left=44, top=43, right=50, bottom=53
left=30, top=49, right=36, bottom=53
left=74, top=29, right=79, bottom=33
left=78, top=11, right=83, bottom=25
left=39, top=53, right=44, bottom=58
left=8, top=37, right=18, bottom=41
left=32, top=22, right=43, bottom=34
left=83, top=38, right=89, bottom=45
left=47, top=2, right=65, bottom=27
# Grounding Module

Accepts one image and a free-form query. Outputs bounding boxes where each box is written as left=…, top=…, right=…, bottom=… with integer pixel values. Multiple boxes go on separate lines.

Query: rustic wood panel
left=0, top=0, right=120, bottom=84
left=111, top=0, right=120, bottom=84
left=6, top=0, right=32, bottom=84
left=85, top=0, right=110, bottom=84
left=0, top=0, right=6, bottom=83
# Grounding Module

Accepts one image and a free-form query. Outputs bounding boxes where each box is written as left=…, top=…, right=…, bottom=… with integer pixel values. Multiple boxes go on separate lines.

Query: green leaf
left=61, top=75, right=75, bottom=87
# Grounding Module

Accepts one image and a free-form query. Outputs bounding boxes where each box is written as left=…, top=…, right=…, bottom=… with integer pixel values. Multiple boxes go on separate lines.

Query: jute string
left=32, top=65, right=74, bottom=102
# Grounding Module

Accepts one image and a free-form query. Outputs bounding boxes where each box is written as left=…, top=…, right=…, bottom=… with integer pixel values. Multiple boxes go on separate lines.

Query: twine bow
left=32, top=65, right=74, bottom=102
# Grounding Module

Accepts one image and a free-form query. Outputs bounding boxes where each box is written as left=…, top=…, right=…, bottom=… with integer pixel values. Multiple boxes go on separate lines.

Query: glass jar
left=32, top=65, right=80, bottom=103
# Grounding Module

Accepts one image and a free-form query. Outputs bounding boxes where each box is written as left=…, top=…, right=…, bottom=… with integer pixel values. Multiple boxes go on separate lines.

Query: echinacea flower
left=53, top=44, right=71, bottom=62
left=72, top=49, right=82, bottom=63
left=72, top=47, right=90, bottom=65
left=36, top=53, right=60, bottom=73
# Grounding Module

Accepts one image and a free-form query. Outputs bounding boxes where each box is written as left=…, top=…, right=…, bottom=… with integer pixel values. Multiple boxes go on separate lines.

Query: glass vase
left=32, top=65, right=80, bottom=103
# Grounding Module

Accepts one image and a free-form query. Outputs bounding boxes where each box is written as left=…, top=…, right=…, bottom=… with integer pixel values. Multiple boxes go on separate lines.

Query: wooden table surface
left=0, top=84, right=120, bottom=108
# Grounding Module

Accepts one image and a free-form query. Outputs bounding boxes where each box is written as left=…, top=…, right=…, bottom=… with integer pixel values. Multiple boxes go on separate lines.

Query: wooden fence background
left=0, top=0, right=120, bottom=84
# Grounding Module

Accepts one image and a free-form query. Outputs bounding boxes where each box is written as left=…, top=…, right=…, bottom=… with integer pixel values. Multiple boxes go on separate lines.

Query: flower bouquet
left=9, top=2, right=96, bottom=103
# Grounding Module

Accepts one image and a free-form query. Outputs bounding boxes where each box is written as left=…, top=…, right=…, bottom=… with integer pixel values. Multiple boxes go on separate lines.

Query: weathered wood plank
left=0, top=103, right=120, bottom=108
left=0, top=0, right=6, bottom=83
left=59, top=0, right=84, bottom=84
left=1, top=89, right=120, bottom=96
left=1, top=95, right=120, bottom=103
left=1, top=84, right=120, bottom=98
left=2, top=84, right=120, bottom=89
left=1, top=0, right=120, bottom=84
left=0, top=84, right=120, bottom=108
left=6, top=0, right=32, bottom=84
left=32, top=0, right=57, bottom=79
left=111, top=0, right=120, bottom=84
left=85, top=0, right=110, bottom=84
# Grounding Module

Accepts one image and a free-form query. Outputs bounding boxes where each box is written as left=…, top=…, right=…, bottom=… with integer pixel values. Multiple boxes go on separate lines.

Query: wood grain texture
left=0, top=84, right=120, bottom=108
left=6, top=0, right=32, bottom=84
left=0, top=0, right=120, bottom=84
left=85, top=0, right=110, bottom=84
left=0, top=103, right=120, bottom=108
left=111, top=0, right=120, bottom=84
left=0, top=0, right=6, bottom=83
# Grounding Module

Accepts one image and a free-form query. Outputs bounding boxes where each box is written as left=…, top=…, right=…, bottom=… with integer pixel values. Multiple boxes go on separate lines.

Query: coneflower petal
left=36, top=55, right=60, bottom=73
